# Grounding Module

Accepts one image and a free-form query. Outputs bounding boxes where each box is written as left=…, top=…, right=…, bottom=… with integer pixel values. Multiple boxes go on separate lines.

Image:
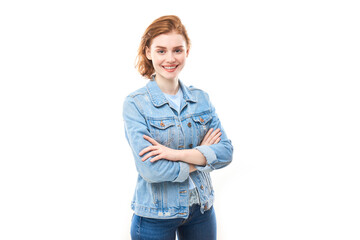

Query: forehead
left=150, top=32, right=186, bottom=49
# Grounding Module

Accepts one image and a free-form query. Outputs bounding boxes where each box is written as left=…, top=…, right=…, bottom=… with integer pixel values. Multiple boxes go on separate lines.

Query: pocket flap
left=192, top=113, right=212, bottom=125
left=149, top=119, right=175, bottom=130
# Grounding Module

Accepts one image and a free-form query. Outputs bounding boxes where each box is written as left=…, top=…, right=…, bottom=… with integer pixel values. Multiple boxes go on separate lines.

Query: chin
left=158, top=71, right=180, bottom=80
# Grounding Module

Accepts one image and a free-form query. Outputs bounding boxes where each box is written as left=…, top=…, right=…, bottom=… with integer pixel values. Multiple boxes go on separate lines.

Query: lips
left=162, top=65, right=178, bottom=72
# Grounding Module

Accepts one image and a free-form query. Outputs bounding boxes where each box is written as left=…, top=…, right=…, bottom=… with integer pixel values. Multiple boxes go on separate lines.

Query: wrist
left=179, top=149, right=191, bottom=163
left=189, top=164, right=197, bottom=173
left=174, top=149, right=184, bottom=161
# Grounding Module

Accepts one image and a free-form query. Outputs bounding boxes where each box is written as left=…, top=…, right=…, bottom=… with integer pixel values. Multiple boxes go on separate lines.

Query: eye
left=157, top=50, right=165, bottom=54
left=175, top=49, right=183, bottom=53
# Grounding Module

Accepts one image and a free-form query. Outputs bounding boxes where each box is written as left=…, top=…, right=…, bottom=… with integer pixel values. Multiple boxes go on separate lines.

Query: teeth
left=164, top=66, right=176, bottom=69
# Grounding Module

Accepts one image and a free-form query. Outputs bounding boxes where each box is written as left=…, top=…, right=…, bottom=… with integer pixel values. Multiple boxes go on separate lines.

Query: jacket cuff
left=173, top=161, right=190, bottom=182
left=194, top=145, right=217, bottom=172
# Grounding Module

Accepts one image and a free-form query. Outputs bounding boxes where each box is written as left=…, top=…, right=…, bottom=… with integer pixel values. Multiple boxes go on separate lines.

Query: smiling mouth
left=162, top=65, right=178, bottom=71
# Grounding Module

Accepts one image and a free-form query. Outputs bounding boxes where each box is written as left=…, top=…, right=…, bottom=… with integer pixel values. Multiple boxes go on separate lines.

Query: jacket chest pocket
left=148, top=118, right=176, bottom=147
left=191, top=113, right=213, bottom=144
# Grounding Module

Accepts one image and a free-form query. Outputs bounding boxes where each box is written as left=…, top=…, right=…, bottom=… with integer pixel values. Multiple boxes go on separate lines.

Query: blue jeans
left=130, top=204, right=217, bottom=240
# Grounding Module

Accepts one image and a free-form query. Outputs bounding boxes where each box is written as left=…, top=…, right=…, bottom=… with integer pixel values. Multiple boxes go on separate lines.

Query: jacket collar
left=146, top=76, right=197, bottom=107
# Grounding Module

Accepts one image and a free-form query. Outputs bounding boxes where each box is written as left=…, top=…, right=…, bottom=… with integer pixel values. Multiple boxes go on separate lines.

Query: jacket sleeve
left=194, top=94, right=233, bottom=173
left=123, top=96, right=190, bottom=183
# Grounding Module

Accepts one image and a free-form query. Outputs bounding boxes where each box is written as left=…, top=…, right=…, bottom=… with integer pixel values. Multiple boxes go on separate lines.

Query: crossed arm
left=139, top=128, right=222, bottom=173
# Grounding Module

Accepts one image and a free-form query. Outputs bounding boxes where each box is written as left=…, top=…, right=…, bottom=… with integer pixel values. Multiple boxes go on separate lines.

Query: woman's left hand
left=139, top=135, right=179, bottom=163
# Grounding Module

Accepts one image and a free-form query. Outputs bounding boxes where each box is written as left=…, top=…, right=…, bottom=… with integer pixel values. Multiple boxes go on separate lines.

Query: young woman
left=123, top=15, right=233, bottom=240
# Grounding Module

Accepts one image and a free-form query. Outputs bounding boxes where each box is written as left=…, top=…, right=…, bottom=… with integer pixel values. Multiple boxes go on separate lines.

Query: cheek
left=179, top=53, right=187, bottom=62
left=151, top=55, right=164, bottom=65
left=178, top=56, right=186, bottom=66
left=150, top=59, right=160, bottom=70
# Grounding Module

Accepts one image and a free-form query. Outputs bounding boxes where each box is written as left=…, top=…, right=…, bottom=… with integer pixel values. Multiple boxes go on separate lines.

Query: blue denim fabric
left=123, top=78, right=233, bottom=219
left=130, top=204, right=217, bottom=240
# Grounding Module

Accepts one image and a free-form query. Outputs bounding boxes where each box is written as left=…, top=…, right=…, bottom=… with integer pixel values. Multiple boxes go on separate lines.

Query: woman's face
left=146, top=31, right=189, bottom=82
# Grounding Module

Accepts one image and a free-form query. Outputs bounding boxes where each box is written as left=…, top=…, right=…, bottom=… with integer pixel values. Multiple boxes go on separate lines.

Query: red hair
left=135, top=15, right=191, bottom=79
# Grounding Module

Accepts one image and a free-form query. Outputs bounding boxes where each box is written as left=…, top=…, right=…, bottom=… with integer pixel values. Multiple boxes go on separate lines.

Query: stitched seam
left=132, top=96, right=145, bottom=116
left=137, top=216, right=141, bottom=239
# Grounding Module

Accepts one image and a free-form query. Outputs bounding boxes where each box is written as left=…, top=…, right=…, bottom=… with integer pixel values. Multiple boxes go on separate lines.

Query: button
left=160, top=121, right=165, bottom=127
left=179, top=190, right=187, bottom=194
left=189, top=144, right=193, bottom=148
left=200, top=117, right=204, bottom=123
left=187, top=122, right=192, bottom=127
left=200, top=185, right=204, bottom=190
left=204, top=204, right=208, bottom=210
left=178, top=145, right=184, bottom=149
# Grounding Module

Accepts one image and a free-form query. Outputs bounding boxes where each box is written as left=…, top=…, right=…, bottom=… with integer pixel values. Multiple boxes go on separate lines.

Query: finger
left=201, top=128, right=214, bottom=145
left=141, top=154, right=151, bottom=162
left=209, top=128, right=221, bottom=139
left=210, top=132, right=222, bottom=144
left=203, top=128, right=214, bottom=141
left=214, top=137, right=221, bottom=144
left=143, top=135, right=159, bottom=145
left=139, top=146, right=156, bottom=156
left=141, top=150, right=160, bottom=161
left=207, top=129, right=220, bottom=143
left=141, top=151, right=154, bottom=161
left=210, top=134, right=222, bottom=144
left=150, top=154, right=162, bottom=163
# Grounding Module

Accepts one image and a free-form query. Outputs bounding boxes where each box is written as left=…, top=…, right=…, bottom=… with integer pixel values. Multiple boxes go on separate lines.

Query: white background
left=1, top=0, right=359, bottom=239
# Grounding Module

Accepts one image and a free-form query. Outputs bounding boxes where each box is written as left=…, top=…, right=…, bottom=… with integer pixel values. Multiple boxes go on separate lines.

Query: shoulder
left=182, top=83, right=215, bottom=111
left=126, top=86, right=148, bottom=99
left=186, top=84, right=211, bottom=102
left=123, top=84, right=151, bottom=106
left=123, top=85, right=150, bottom=114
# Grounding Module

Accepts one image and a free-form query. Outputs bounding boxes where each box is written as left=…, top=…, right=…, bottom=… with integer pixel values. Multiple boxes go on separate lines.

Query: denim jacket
left=123, top=79, right=233, bottom=219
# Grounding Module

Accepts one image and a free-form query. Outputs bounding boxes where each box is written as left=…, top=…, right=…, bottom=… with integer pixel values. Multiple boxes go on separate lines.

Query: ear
left=186, top=48, right=190, bottom=57
left=145, top=46, right=152, bottom=60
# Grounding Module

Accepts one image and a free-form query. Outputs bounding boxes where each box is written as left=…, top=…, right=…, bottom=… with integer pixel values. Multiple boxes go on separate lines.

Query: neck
left=155, top=75, right=179, bottom=95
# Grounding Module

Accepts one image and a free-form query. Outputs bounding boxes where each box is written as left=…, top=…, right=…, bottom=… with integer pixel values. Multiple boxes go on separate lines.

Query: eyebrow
left=154, top=45, right=185, bottom=49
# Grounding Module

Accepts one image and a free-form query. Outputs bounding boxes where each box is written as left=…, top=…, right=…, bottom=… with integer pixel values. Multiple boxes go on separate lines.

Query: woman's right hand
left=200, top=128, right=222, bottom=146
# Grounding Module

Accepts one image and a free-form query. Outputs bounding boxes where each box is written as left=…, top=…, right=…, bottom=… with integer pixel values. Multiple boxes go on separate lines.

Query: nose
left=166, top=52, right=176, bottom=63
